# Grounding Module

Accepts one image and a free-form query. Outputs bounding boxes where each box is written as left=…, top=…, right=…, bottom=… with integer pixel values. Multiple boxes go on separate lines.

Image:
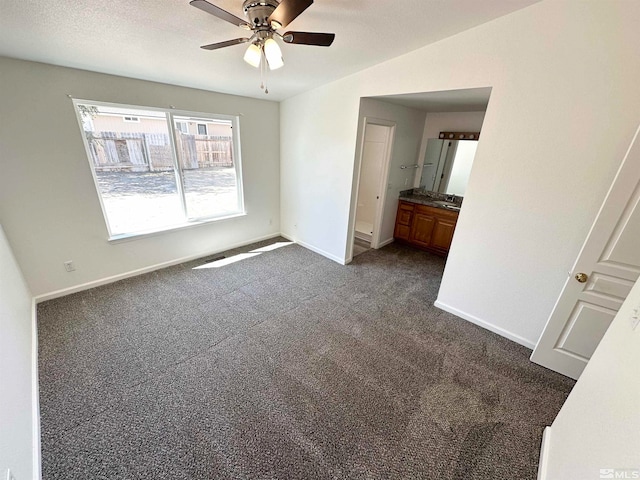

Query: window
left=197, top=123, right=207, bottom=135
left=74, top=101, right=244, bottom=239
left=176, top=121, right=188, bottom=134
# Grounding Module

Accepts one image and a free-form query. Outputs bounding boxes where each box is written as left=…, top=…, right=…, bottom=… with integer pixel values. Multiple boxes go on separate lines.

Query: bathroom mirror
left=419, top=138, right=478, bottom=196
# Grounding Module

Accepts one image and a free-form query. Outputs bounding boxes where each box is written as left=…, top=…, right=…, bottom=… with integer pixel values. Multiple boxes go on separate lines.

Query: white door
left=531, top=125, right=640, bottom=379
left=355, top=122, right=393, bottom=243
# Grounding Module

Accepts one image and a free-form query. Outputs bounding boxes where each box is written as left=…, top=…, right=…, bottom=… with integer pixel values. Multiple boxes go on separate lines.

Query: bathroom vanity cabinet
left=393, top=200, right=458, bottom=255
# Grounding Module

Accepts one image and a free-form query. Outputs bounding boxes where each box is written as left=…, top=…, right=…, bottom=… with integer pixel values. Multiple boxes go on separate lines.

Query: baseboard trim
left=280, top=233, right=346, bottom=265
left=376, top=237, right=394, bottom=249
left=34, top=233, right=282, bottom=303
left=537, top=426, right=552, bottom=480
left=31, top=298, right=42, bottom=479
left=434, top=300, right=536, bottom=349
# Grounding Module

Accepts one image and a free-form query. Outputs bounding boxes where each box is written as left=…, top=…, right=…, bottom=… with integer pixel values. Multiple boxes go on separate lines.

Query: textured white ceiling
left=0, top=0, right=539, bottom=101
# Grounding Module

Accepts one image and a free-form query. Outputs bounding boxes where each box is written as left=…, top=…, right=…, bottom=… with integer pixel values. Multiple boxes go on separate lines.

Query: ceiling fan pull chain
left=261, top=46, right=269, bottom=94
left=260, top=46, right=265, bottom=90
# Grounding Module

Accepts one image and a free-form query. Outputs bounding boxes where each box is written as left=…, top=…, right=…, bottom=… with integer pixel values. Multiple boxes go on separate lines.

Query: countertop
left=398, top=194, right=461, bottom=212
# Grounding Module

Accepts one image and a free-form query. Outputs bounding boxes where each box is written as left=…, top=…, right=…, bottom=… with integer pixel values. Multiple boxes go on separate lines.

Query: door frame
left=347, top=117, right=396, bottom=259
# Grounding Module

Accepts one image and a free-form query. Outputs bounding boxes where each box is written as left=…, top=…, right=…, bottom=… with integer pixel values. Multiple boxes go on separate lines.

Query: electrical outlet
left=630, top=307, right=640, bottom=331
left=63, top=260, right=75, bottom=272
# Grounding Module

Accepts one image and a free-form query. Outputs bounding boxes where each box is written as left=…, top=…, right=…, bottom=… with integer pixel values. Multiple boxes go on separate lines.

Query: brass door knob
left=575, top=272, right=588, bottom=283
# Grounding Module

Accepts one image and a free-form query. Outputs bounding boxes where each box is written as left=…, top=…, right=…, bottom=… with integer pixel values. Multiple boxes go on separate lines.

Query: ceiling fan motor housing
left=242, top=0, right=279, bottom=28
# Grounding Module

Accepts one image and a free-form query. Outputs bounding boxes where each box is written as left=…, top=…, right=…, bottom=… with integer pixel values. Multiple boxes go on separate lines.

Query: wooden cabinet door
left=395, top=223, right=411, bottom=241
left=394, top=202, right=414, bottom=240
left=430, top=218, right=457, bottom=252
left=397, top=207, right=413, bottom=226
left=410, top=213, right=436, bottom=247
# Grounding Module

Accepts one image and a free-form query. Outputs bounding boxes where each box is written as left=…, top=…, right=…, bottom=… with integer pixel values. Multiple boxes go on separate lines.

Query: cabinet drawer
left=395, top=201, right=415, bottom=239
left=399, top=201, right=415, bottom=212
left=397, top=208, right=413, bottom=226
left=415, top=204, right=459, bottom=219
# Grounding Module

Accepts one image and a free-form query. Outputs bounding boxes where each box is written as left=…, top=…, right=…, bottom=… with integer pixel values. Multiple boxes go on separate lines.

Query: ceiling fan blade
left=201, top=38, right=250, bottom=50
left=190, top=0, right=250, bottom=28
left=282, top=31, right=335, bottom=47
left=268, top=0, right=313, bottom=28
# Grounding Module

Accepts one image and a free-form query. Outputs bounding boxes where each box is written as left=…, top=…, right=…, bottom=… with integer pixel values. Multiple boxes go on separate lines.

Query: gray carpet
left=37, top=238, right=574, bottom=479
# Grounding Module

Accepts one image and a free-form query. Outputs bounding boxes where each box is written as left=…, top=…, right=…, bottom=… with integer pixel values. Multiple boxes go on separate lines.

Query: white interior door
left=355, top=122, right=393, bottom=243
left=531, top=125, right=640, bottom=379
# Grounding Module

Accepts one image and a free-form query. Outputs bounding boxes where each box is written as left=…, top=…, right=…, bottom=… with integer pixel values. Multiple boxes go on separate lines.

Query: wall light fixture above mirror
left=439, top=131, right=480, bottom=140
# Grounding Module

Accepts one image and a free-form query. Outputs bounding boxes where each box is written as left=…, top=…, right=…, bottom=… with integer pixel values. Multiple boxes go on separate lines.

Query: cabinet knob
left=575, top=272, right=588, bottom=283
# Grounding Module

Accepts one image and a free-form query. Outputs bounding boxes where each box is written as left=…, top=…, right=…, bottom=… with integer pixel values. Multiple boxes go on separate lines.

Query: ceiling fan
left=190, top=0, right=335, bottom=92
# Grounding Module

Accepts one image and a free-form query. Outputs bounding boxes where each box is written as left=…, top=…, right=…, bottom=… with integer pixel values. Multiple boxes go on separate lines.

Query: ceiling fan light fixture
left=192, top=0, right=335, bottom=92
left=264, top=37, right=284, bottom=70
left=243, top=42, right=262, bottom=68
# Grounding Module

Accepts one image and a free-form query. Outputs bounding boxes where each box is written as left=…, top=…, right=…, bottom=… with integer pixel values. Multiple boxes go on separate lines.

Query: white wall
left=0, top=226, right=35, bottom=480
left=280, top=0, right=640, bottom=346
left=0, top=57, right=280, bottom=298
left=348, top=98, right=426, bottom=257
left=541, top=277, right=640, bottom=479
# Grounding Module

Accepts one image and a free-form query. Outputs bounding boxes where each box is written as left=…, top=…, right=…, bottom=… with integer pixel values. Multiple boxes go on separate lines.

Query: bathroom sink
left=433, top=200, right=458, bottom=207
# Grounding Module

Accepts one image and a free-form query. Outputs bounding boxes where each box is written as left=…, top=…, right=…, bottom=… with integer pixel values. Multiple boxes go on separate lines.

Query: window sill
left=107, top=212, right=247, bottom=244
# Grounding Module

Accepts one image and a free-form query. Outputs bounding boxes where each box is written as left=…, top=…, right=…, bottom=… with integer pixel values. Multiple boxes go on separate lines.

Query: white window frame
left=176, top=121, right=188, bottom=134
left=72, top=99, right=245, bottom=241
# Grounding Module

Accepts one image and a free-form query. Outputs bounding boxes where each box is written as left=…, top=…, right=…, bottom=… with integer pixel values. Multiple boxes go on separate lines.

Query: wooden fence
left=86, top=132, right=234, bottom=172
left=175, top=133, right=234, bottom=169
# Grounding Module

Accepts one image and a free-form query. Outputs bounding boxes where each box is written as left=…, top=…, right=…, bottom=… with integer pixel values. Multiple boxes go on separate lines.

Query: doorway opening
left=346, top=88, right=491, bottom=264
left=353, top=118, right=396, bottom=256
